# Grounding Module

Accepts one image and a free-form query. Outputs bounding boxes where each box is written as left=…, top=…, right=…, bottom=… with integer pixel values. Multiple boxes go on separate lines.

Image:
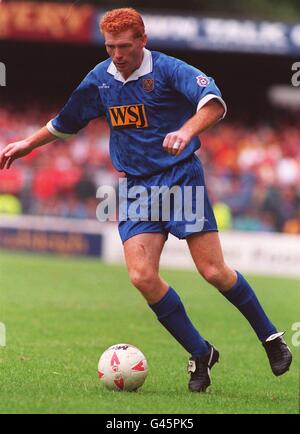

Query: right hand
left=0, top=140, right=33, bottom=170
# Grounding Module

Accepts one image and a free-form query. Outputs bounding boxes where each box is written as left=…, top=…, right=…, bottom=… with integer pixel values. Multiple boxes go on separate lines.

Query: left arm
left=162, top=99, right=225, bottom=156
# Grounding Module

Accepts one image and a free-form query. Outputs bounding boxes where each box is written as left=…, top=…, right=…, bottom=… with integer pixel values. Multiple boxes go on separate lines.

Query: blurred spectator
left=0, top=194, right=22, bottom=215
left=213, top=202, right=232, bottom=230
left=283, top=210, right=300, bottom=234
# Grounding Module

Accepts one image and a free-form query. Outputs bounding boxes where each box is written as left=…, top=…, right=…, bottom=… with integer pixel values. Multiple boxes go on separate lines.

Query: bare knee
left=200, top=264, right=235, bottom=290
left=129, top=268, right=158, bottom=294
left=201, top=265, right=223, bottom=287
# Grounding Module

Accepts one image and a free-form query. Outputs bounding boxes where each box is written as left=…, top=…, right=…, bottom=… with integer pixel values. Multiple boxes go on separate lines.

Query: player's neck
left=121, top=51, right=144, bottom=81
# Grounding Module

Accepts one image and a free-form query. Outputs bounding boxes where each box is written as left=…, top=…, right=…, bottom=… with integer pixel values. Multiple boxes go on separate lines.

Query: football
left=98, top=343, right=148, bottom=391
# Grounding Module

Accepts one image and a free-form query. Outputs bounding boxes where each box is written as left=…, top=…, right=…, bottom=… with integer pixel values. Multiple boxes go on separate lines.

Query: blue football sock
left=149, top=287, right=209, bottom=357
left=222, top=271, right=277, bottom=341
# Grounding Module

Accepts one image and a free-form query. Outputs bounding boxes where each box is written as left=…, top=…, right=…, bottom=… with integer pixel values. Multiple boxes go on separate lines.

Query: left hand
left=162, top=130, right=192, bottom=157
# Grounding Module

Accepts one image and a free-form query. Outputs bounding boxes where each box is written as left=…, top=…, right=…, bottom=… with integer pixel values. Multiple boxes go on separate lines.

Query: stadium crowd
left=0, top=105, right=299, bottom=234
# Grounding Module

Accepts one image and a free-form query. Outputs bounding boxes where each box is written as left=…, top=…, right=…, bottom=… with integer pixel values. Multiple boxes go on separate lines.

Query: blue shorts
left=118, top=155, right=218, bottom=243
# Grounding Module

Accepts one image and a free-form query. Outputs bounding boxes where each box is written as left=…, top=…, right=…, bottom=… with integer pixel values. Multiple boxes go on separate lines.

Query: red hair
left=100, top=8, right=145, bottom=38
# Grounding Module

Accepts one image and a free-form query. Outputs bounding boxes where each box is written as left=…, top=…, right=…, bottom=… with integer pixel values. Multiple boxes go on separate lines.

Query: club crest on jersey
left=196, top=75, right=210, bottom=87
left=143, top=79, right=154, bottom=92
left=109, top=104, right=149, bottom=129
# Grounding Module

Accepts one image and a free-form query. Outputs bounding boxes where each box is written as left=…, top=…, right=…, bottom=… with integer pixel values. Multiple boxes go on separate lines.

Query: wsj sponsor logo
left=291, top=62, right=300, bottom=87
left=0, top=62, right=6, bottom=87
left=109, top=104, right=149, bottom=129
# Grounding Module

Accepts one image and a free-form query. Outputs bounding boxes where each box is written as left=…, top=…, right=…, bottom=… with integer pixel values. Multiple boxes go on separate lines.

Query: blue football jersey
left=47, top=49, right=226, bottom=177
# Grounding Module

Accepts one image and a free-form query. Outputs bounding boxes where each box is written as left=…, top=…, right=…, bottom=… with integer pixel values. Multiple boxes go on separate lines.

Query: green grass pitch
left=0, top=251, right=299, bottom=414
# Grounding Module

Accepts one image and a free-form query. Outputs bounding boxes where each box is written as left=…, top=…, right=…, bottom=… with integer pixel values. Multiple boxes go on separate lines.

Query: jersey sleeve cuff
left=46, top=120, right=75, bottom=139
left=197, top=94, right=227, bottom=119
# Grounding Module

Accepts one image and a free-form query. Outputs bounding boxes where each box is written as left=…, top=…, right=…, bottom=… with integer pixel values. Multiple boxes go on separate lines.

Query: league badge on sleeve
left=196, top=75, right=210, bottom=87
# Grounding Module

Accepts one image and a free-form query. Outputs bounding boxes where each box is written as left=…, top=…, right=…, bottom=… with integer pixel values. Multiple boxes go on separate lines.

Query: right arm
left=1, top=68, right=105, bottom=170
left=0, top=126, right=57, bottom=170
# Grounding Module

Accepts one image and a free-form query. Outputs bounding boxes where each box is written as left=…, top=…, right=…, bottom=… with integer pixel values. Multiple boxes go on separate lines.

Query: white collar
left=107, top=48, right=152, bottom=84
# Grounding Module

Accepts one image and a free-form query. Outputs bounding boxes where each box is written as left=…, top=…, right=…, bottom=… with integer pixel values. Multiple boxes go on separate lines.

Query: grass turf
left=0, top=251, right=299, bottom=414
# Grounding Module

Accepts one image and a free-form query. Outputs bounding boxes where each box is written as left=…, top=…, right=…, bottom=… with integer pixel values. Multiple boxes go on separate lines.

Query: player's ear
left=141, top=33, right=147, bottom=48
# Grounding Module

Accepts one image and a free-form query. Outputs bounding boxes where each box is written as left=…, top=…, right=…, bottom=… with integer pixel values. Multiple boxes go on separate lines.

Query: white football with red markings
left=98, top=343, right=148, bottom=391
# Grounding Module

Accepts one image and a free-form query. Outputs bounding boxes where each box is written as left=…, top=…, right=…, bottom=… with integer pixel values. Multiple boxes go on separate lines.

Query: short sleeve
left=169, top=61, right=227, bottom=118
left=47, top=72, right=105, bottom=138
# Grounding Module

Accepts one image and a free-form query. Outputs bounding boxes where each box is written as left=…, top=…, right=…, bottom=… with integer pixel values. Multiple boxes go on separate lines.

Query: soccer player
left=0, top=8, right=292, bottom=392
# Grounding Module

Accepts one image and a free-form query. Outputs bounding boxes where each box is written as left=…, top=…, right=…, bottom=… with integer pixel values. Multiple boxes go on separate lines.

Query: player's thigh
left=123, top=232, right=166, bottom=275
left=186, top=231, right=225, bottom=273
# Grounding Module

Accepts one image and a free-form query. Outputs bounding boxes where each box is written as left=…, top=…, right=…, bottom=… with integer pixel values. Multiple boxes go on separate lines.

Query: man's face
left=104, top=29, right=147, bottom=80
